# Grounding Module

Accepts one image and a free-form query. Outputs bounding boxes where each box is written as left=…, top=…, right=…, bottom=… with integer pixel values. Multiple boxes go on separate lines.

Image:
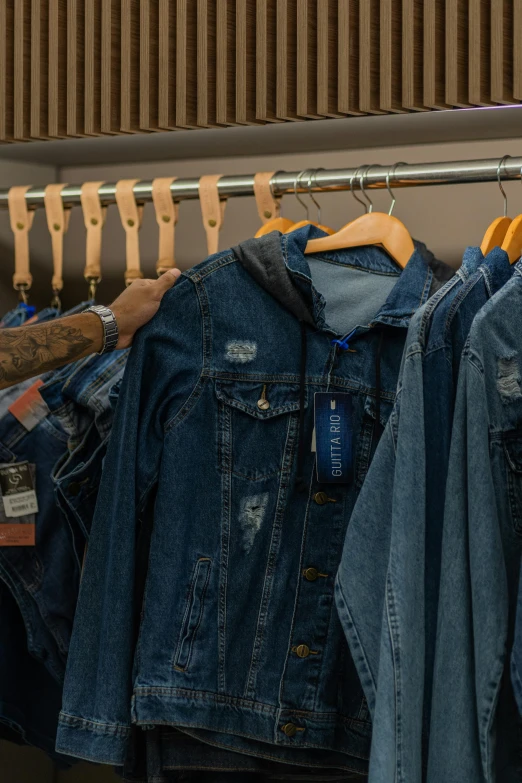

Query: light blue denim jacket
left=335, top=247, right=513, bottom=783
left=430, top=262, right=522, bottom=783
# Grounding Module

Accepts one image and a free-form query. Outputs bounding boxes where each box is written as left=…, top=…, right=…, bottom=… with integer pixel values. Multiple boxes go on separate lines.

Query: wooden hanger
left=501, top=163, right=522, bottom=264
left=480, top=156, right=512, bottom=255
left=254, top=171, right=294, bottom=237
left=284, top=170, right=334, bottom=235
left=304, top=164, right=414, bottom=269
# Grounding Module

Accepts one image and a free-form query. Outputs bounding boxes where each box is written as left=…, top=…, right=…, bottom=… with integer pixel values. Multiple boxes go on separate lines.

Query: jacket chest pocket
left=215, top=381, right=303, bottom=481
left=503, top=431, right=522, bottom=536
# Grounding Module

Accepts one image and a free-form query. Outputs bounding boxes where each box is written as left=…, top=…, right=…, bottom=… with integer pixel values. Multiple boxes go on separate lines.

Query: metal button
left=208, top=218, right=217, bottom=227
left=127, top=219, right=135, bottom=227
left=264, top=210, right=272, bottom=219
left=281, top=723, right=297, bottom=737
left=162, top=215, right=171, bottom=223
left=295, top=644, right=311, bottom=658
left=303, top=567, right=319, bottom=582
left=53, top=223, right=61, bottom=231
left=90, top=217, right=98, bottom=226
left=257, top=398, right=270, bottom=410
left=68, top=481, right=81, bottom=496
left=313, top=491, right=329, bottom=505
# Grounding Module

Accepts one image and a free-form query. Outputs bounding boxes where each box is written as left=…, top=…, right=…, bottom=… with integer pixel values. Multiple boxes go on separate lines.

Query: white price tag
left=2, top=489, right=39, bottom=519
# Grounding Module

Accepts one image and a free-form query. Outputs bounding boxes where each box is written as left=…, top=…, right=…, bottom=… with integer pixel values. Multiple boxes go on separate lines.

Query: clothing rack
left=0, top=157, right=521, bottom=209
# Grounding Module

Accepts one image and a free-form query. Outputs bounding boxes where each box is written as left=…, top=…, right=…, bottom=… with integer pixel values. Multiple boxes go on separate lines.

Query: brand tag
left=0, top=462, right=37, bottom=545
left=8, top=379, right=49, bottom=431
left=314, top=393, right=353, bottom=484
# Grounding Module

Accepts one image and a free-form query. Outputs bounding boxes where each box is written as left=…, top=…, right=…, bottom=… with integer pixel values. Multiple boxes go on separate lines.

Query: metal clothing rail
left=0, top=157, right=521, bottom=209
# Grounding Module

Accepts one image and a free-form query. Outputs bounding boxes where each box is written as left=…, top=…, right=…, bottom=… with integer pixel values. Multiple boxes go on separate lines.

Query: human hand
left=109, top=268, right=181, bottom=349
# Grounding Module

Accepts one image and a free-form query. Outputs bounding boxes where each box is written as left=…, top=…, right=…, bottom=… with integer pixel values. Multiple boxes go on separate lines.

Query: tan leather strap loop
left=80, top=181, right=106, bottom=285
left=199, top=175, right=227, bottom=256
left=253, top=171, right=280, bottom=224
left=44, top=184, right=70, bottom=295
left=115, top=179, right=144, bottom=286
left=8, top=185, right=35, bottom=291
left=152, top=177, right=179, bottom=275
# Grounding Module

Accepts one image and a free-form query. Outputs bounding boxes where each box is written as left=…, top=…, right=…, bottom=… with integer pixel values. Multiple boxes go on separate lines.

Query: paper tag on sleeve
left=314, top=392, right=353, bottom=484
left=0, top=462, right=37, bottom=546
left=8, top=379, right=49, bottom=432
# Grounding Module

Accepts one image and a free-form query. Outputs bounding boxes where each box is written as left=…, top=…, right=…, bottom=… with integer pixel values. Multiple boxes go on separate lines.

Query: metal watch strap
left=87, top=305, right=119, bottom=354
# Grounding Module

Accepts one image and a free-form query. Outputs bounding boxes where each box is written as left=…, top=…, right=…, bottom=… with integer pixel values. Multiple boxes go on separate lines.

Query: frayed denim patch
left=239, top=493, right=268, bottom=552
left=226, top=341, right=257, bottom=363
left=498, top=357, right=522, bottom=402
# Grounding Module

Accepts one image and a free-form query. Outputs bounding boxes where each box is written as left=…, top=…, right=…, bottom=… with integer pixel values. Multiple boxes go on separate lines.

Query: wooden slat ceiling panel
left=0, top=0, right=519, bottom=143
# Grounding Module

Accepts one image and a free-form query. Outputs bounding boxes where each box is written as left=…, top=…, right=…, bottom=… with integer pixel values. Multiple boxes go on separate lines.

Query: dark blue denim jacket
left=335, top=247, right=513, bottom=783
left=56, top=226, right=451, bottom=768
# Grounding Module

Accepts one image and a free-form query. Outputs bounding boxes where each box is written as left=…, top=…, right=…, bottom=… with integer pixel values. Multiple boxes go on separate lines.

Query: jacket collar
left=281, top=225, right=445, bottom=332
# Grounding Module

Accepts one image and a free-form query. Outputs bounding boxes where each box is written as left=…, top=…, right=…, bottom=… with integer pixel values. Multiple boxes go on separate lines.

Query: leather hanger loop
left=253, top=172, right=280, bottom=224
left=152, top=177, right=179, bottom=275
left=81, top=181, right=107, bottom=299
left=115, top=179, right=144, bottom=286
left=8, top=185, right=35, bottom=298
left=199, top=175, right=227, bottom=256
left=44, top=183, right=71, bottom=308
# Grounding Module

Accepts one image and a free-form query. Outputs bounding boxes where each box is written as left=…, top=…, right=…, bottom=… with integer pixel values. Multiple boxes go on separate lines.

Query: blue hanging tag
left=314, top=392, right=353, bottom=484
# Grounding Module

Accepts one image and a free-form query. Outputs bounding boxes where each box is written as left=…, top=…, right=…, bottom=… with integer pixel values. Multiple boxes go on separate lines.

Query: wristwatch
left=87, top=305, right=119, bottom=354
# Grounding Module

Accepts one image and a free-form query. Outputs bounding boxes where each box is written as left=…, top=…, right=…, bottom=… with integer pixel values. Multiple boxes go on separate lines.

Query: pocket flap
left=215, top=381, right=304, bottom=420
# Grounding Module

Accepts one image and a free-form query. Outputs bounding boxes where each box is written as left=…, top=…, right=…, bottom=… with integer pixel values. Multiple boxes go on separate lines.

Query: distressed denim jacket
left=335, top=247, right=513, bottom=783
left=56, top=226, right=451, bottom=768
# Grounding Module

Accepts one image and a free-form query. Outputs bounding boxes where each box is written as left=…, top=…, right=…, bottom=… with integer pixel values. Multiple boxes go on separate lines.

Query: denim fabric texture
left=335, top=246, right=513, bottom=783
left=44, top=350, right=128, bottom=540
left=56, top=226, right=451, bottom=768
left=0, top=374, right=79, bottom=682
left=0, top=579, right=67, bottom=761
left=428, top=261, right=522, bottom=783
left=120, top=726, right=370, bottom=782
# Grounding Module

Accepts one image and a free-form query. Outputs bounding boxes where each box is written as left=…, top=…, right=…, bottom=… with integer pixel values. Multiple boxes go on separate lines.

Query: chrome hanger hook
left=294, top=170, right=310, bottom=220
left=350, top=166, right=368, bottom=213
left=497, top=155, right=511, bottom=217
left=386, top=162, right=406, bottom=216
left=308, top=169, right=325, bottom=225
left=359, top=165, right=374, bottom=214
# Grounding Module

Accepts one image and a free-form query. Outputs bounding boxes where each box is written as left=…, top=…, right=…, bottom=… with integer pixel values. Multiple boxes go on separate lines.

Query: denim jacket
left=430, top=262, right=522, bottom=783
left=56, top=226, right=451, bottom=767
left=335, top=247, right=512, bottom=783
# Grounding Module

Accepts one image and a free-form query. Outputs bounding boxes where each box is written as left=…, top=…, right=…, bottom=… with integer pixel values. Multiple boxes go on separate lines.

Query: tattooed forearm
left=0, top=313, right=103, bottom=389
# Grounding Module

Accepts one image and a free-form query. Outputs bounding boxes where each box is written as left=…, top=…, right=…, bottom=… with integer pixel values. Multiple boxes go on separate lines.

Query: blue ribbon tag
left=314, top=392, right=353, bottom=484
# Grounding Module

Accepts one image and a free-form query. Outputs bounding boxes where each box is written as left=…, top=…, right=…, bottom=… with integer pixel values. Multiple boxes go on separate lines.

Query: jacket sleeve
left=56, top=277, right=204, bottom=765
left=427, top=351, right=507, bottom=783
left=336, top=336, right=428, bottom=783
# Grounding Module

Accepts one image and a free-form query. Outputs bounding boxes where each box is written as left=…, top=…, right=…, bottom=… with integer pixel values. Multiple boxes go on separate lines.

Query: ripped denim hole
left=239, top=493, right=268, bottom=552
left=226, top=341, right=257, bottom=363
left=497, top=356, right=522, bottom=402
